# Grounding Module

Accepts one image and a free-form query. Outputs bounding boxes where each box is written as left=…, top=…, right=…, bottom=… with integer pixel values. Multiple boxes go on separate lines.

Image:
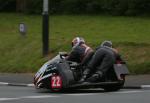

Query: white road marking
left=0, top=98, right=20, bottom=101
left=0, top=82, right=9, bottom=85
left=141, top=85, right=150, bottom=88
left=0, top=82, right=34, bottom=87
left=0, top=95, right=59, bottom=101
left=64, top=93, right=96, bottom=96
left=114, top=90, right=150, bottom=94
left=27, top=84, right=34, bottom=87
left=21, top=95, right=59, bottom=99
left=64, top=90, right=150, bottom=95
left=115, top=90, right=143, bottom=94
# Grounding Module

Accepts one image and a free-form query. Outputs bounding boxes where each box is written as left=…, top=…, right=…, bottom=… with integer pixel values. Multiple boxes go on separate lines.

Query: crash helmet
left=71, top=37, right=85, bottom=47
left=101, top=40, right=112, bottom=48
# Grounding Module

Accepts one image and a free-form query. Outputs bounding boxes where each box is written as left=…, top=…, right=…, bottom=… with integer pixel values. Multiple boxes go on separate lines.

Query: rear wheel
left=103, top=81, right=125, bottom=92
left=103, top=75, right=125, bottom=92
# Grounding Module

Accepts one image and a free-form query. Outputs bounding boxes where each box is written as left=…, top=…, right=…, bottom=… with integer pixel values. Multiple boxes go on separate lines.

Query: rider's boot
left=78, top=69, right=90, bottom=83
left=86, top=71, right=103, bottom=83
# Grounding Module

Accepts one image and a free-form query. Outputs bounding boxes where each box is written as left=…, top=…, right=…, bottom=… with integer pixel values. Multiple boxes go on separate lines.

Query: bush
left=100, top=0, right=150, bottom=16
left=60, top=0, right=88, bottom=14
left=86, top=0, right=102, bottom=14
left=0, top=0, right=16, bottom=12
left=50, top=0, right=63, bottom=14
left=100, top=0, right=128, bottom=15
left=0, top=0, right=150, bottom=15
left=125, top=0, right=150, bottom=15
left=26, top=0, right=42, bottom=14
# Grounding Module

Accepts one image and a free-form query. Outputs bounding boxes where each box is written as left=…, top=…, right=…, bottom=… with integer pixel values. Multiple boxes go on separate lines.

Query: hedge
left=0, top=0, right=16, bottom=12
left=0, top=0, right=150, bottom=15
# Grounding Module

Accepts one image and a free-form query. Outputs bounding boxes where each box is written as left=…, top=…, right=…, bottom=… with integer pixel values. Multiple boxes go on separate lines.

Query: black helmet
left=72, top=37, right=85, bottom=47
left=101, top=40, right=112, bottom=48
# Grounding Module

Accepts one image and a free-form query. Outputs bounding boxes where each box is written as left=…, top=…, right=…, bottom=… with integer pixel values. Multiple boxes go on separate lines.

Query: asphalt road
left=0, top=86, right=150, bottom=103
left=0, top=73, right=150, bottom=86
left=0, top=74, right=150, bottom=103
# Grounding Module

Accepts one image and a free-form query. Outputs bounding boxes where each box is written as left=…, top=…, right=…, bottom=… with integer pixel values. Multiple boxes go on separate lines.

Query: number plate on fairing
left=51, top=75, right=62, bottom=89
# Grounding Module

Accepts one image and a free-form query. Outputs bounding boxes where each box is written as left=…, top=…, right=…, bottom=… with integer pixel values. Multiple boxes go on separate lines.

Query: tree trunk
left=16, top=0, right=27, bottom=12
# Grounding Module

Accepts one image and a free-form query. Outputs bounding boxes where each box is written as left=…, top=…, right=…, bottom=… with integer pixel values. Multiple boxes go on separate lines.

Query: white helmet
left=72, top=37, right=85, bottom=47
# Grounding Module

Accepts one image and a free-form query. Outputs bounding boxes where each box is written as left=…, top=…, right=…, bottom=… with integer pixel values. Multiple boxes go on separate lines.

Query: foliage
left=49, top=0, right=150, bottom=15
left=26, top=0, right=42, bottom=14
left=0, top=0, right=16, bottom=12
left=1, top=0, right=150, bottom=15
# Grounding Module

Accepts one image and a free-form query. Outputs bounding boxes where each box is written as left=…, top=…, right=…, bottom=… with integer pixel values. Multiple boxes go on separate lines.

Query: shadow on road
left=36, top=88, right=105, bottom=94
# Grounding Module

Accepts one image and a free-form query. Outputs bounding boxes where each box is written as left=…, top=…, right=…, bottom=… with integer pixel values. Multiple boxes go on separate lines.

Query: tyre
left=103, top=75, right=125, bottom=92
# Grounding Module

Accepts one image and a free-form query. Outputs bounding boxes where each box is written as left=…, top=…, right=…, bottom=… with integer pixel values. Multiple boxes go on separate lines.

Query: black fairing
left=56, top=61, right=75, bottom=88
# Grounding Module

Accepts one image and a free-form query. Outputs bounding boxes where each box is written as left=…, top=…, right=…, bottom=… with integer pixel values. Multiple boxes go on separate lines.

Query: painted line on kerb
left=27, top=84, right=34, bottom=87
left=0, top=98, right=20, bottom=101
left=0, top=82, right=9, bottom=85
left=0, top=82, right=34, bottom=87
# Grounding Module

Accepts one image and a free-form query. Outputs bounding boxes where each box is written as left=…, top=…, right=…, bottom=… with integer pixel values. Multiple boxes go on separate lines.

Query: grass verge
left=0, top=13, right=150, bottom=74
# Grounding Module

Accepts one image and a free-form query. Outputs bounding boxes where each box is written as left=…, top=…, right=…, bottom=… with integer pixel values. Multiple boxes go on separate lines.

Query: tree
left=16, top=0, right=27, bottom=12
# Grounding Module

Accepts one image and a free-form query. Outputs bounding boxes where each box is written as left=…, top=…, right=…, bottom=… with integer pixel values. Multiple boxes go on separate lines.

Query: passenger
left=79, top=40, right=122, bottom=83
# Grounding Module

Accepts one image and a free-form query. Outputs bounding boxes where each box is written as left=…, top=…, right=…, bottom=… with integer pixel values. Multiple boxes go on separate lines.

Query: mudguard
left=114, top=64, right=129, bottom=80
left=56, top=61, right=75, bottom=88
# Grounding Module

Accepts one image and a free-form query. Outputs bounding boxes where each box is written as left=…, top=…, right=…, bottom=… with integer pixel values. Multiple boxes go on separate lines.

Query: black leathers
left=87, top=47, right=116, bottom=76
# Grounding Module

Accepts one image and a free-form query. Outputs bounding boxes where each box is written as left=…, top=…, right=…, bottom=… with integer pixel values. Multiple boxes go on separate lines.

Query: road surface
left=0, top=86, right=150, bottom=103
left=0, top=74, right=150, bottom=103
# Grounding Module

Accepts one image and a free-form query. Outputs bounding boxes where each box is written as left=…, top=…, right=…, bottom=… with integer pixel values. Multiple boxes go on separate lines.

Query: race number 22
left=51, top=75, right=62, bottom=89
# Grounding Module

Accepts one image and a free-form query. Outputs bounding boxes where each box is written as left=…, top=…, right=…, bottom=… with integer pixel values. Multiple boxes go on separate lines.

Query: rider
left=65, top=37, right=94, bottom=67
left=79, top=40, right=121, bottom=83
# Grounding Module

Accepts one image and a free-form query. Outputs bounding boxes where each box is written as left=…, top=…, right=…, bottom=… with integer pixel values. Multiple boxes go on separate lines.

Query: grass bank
left=0, top=13, right=150, bottom=74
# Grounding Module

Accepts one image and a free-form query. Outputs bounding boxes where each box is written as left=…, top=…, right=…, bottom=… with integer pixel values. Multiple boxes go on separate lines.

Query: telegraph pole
left=42, top=0, right=49, bottom=56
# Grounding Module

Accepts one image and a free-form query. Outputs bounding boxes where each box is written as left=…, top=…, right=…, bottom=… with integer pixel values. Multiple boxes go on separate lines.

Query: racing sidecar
left=34, top=52, right=129, bottom=92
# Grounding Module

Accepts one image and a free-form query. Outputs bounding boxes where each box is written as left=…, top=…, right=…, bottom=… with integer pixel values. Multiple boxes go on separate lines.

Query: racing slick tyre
left=103, top=80, right=125, bottom=92
left=103, top=74, right=125, bottom=92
